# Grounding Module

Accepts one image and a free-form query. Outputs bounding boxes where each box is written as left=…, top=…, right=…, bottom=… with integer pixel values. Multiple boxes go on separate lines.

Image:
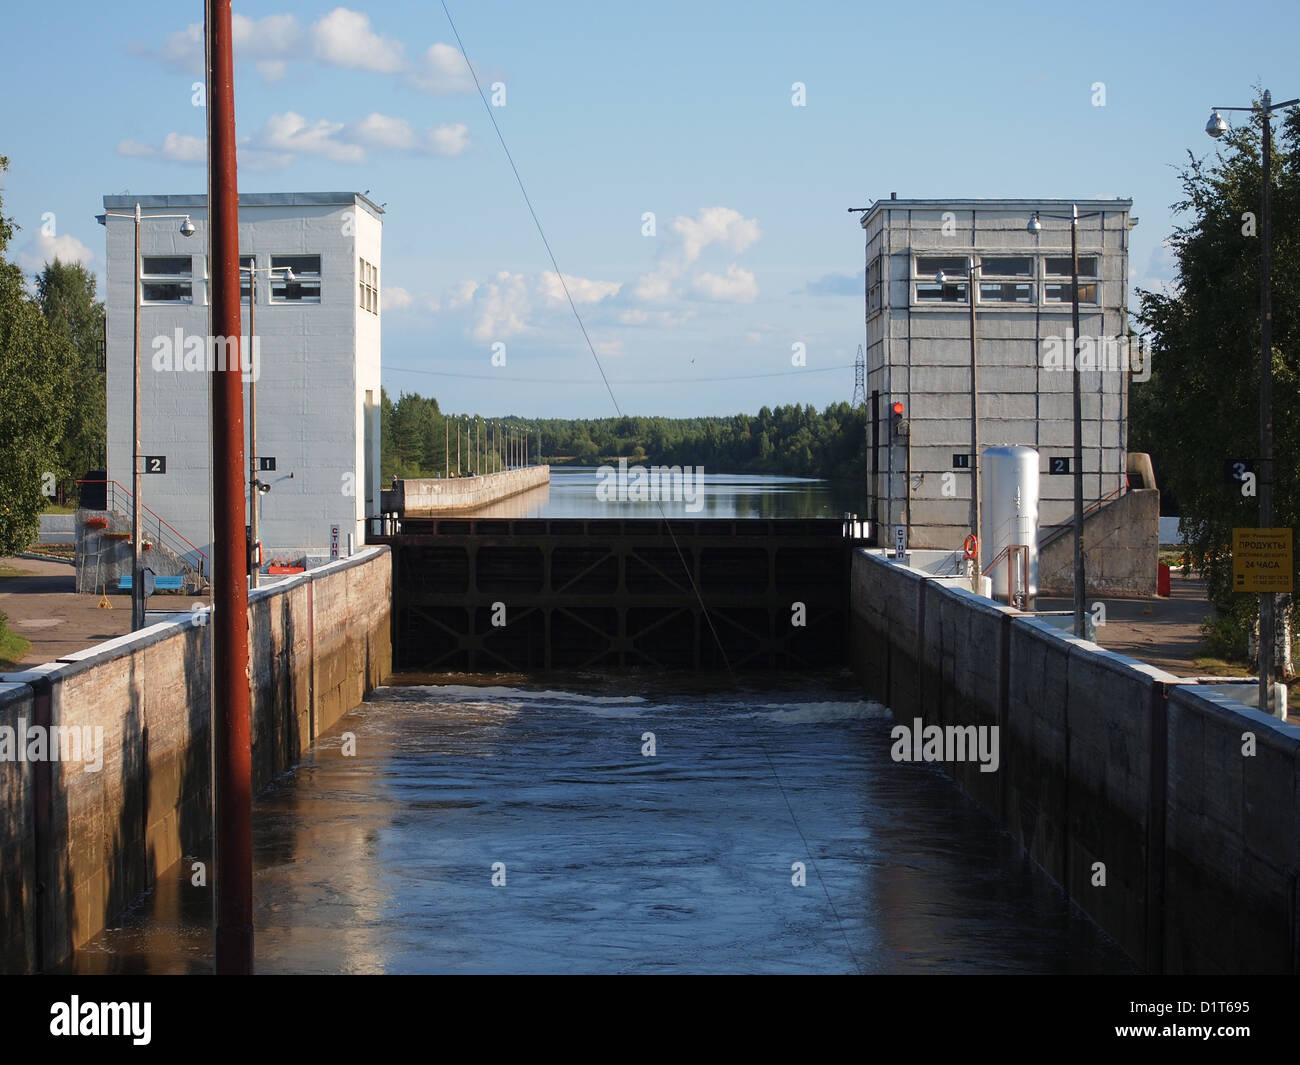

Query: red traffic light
left=892, top=401, right=905, bottom=415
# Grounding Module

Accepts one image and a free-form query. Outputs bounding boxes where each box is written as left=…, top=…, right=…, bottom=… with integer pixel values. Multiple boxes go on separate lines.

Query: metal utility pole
left=1070, top=205, right=1086, bottom=639
left=246, top=268, right=258, bottom=589
left=207, top=0, right=254, bottom=975
left=968, top=261, right=982, bottom=580
left=132, top=203, right=144, bottom=631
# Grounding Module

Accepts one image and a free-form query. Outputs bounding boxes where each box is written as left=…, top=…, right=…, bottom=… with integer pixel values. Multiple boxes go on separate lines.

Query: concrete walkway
left=1037, top=572, right=1214, bottom=677
left=0, top=556, right=204, bottom=667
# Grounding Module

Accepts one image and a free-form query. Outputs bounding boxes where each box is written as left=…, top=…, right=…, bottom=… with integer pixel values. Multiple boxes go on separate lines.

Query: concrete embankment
left=849, top=547, right=1300, bottom=973
left=398, top=466, right=549, bottom=514
left=0, top=547, right=391, bottom=973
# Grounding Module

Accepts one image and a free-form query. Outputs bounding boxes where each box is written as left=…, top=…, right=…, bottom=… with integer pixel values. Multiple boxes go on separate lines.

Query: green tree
left=35, top=259, right=105, bottom=498
left=1134, top=99, right=1300, bottom=662
left=0, top=155, right=74, bottom=554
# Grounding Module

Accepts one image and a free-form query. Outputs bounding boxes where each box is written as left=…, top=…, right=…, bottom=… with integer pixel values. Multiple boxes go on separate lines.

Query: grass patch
left=43, top=502, right=77, bottom=515
left=0, top=610, right=30, bottom=669
left=0, top=562, right=34, bottom=578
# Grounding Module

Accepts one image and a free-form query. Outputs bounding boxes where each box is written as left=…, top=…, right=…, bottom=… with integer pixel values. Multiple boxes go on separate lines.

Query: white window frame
left=140, top=255, right=194, bottom=305
left=270, top=254, right=322, bottom=304
left=975, top=254, right=1035, bottom=306
left=912, top=254, right=970, bottom=305
left=1043, top=255, right=1099, bottom=306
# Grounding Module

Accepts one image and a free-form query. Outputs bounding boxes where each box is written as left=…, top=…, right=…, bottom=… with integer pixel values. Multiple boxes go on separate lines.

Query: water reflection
left=68, top=672, right=1133, bottom=974
left=463, top=468, right=864, bottom=519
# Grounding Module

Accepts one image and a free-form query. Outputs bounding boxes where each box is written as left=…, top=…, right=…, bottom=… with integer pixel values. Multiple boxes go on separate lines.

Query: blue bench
left=117, top=575, right=184, bottom=592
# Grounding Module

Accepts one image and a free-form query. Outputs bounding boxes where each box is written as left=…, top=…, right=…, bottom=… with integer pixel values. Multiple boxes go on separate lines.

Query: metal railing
left=76, top=478, right=209, bottom=581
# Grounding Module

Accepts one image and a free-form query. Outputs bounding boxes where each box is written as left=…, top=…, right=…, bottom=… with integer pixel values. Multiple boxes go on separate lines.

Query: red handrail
left=76, top=478, right=209, bottom=561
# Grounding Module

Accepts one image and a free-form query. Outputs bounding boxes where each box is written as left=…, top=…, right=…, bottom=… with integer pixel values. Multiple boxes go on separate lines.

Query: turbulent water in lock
left=71, top=672, right=1133, bottom=974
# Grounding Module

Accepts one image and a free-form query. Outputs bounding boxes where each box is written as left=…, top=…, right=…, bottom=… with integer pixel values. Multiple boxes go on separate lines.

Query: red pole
left=206, top=0, right=253, bottom=975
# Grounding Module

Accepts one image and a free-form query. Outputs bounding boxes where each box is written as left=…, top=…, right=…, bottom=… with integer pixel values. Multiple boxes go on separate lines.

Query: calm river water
left=71, top=672, right=1133, bottom=975
left=455, top=467, right=865, bottom=519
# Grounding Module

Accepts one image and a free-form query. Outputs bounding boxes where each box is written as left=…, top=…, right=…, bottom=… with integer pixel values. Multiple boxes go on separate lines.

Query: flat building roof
left=101, top=191, right=384, bottom=219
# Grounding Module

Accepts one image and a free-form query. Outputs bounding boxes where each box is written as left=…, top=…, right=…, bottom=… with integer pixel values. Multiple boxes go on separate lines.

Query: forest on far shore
left=381, top=389, right=870, bottom=482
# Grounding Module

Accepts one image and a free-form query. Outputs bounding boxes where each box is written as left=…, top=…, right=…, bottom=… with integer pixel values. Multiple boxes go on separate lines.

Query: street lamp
left=1028, top=205, right=1104, bottom=638
left=935, top=260, right=987, bottom=580
left=101, top=203, right=197, bottom=630
left=240, top=261, right=293, bottom=588
left=1206, top=89, right=1299, bottom=716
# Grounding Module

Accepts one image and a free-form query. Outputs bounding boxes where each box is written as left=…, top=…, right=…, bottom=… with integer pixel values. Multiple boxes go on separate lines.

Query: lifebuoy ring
left=962, top=534, right=979, bottom=560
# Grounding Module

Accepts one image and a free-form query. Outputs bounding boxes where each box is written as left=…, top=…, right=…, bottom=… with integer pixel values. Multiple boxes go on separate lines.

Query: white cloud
left=634, top=205, right=761, bottom=303
left=310, top=8, right=404, bottom=73
left=254, top=111, right=364, bottom=163
left=671, top=206, right=761, bottom=263
left=593, top=339, right=625, bottom=357
left=408, top=42, right=476, bottom=94
left=142, top=15, right=301, bottom=74
left=426, top=123, right=471, bottom=157
left=256, top=59, right=289, bottom=83
left=446, top=280, right=479, bottom=309
left=18, top=231, right=94, bottom=274
left=538, top=271, right=621, bottom=305
left=692, top=264, right=758, bottom=303
left=115, top=132, right=206, bottom=164
left=617, top=308, right=694, bottom=328
left=153, top=23, right=202, bottom=73
left=745, top=330, right=765, bottom=345
left=384, top=285, right=414, bottom=310
left=470, top=271, right=531, bottom=341
left=349, top=113, right=417, bottom=150
left=235, top=13, right=302, bottom=56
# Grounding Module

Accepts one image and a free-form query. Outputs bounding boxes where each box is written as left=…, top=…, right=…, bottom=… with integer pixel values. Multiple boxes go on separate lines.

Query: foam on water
left=742, top=699, right=890, bottom=723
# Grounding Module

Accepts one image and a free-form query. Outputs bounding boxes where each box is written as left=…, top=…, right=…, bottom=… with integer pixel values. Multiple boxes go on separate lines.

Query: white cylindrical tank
left=980, top=446, right=1039, bottom=605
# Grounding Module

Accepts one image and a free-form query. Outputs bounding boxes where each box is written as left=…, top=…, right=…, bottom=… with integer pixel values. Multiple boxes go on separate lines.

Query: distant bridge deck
left=368, top=517, right=870, bottom=672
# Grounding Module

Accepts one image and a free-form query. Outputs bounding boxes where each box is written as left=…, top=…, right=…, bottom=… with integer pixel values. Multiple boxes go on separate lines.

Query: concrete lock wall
left=0, top=546, right=391, bottom=974
left=1038, top=487, right=1160, bottom=597
left=850, top=546, right=1300, bottom=973
left=400, top=465, right=549, bottom=514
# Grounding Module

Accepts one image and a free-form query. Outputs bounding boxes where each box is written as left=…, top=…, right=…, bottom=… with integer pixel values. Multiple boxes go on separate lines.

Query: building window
left=359, top=258, right=379, bottom=314
left=271, top=255, right=322, bottom=302
left=914, top=255, right=970, bottom=303
left=976, top=256, right=1034, bottom=304
left=867, top=254, right=882, bottom=315
left=915, top=280, right=968, bottom=302
left=141, top=256, right=193, bottom=303
left=1044, top=256, right=1098, bottom=303
left=980, top=256, right=1033, bottom=276
left=240, top=255, right=254, bottom=302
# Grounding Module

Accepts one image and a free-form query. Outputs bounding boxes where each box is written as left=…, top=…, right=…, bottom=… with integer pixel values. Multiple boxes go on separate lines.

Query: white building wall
left=101, top=192, right=384, bottom=571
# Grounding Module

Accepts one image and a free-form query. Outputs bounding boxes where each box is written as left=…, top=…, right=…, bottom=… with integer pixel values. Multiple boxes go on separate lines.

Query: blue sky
left=2, top=0, right=1296, bottom=418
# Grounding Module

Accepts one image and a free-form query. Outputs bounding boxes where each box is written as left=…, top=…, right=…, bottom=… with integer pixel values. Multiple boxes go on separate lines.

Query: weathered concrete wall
left=1039, top=487, right=1159, bottom=597
left=400, top=465, right=549, bottom=514
left=0, top=683, right=37, bottom=974
left=1164, top=686, right=1300, bottom=973
left=0, top=547, right=390, bottom=973
left=851, top=546, right=1300, bottom=973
